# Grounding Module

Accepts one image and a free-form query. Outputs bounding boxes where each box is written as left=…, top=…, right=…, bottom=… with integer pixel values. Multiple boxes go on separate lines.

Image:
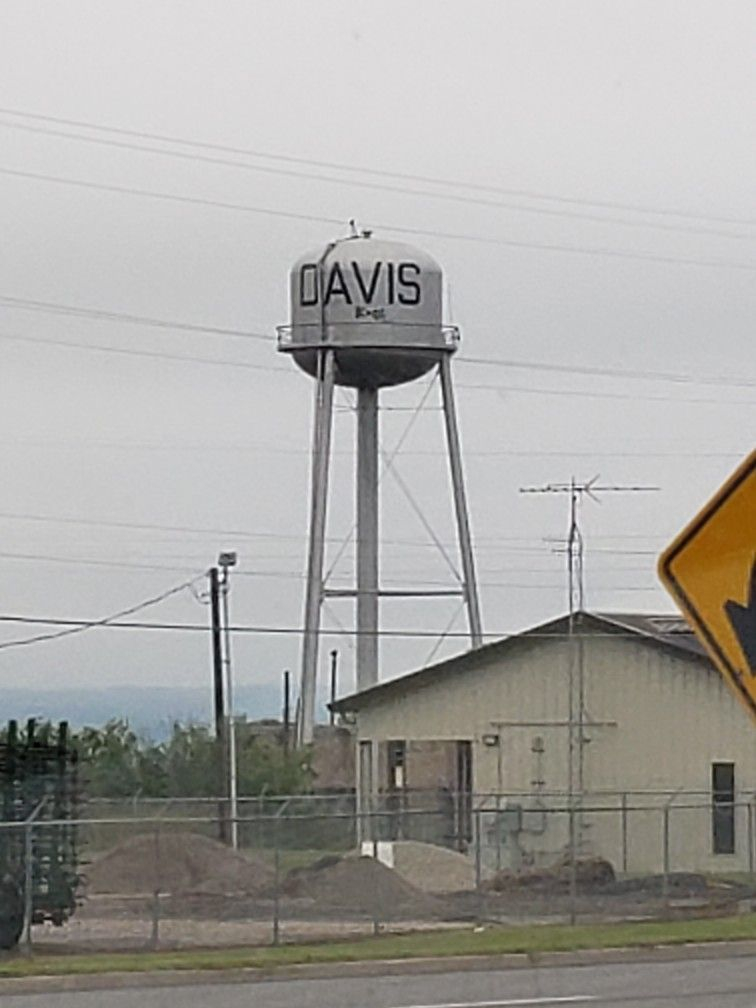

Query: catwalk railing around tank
left=276, top=323, right=461, bottom=350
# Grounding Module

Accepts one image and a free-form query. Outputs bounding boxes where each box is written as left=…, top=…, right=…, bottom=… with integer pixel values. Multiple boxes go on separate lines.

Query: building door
left=386, top=740, right=406, bottom=839
left=455, top=740, right=473, bottom=849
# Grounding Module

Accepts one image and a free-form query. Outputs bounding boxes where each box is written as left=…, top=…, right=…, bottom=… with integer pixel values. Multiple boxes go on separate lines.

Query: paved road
left=2, top=955, right=755, bottom=1007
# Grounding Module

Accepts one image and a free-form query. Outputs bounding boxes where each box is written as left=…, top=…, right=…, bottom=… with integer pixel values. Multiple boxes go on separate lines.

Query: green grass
left=1, top=915, right=755, bottom=979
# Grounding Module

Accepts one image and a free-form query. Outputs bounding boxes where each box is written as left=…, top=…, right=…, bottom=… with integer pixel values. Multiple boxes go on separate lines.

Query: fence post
left=371, top=796, right=379, bottom=859
left=272, top=828, right=281, bottom=947
left=149, top=823, right=161, bottom=951
left=621, top=792, right=628, bottom=874
left=474, top=807, right=482, bottom=890
left=351, top=792, right=358, bottom=850
left=748, top=800, right=754, bottom=876
left=474, top=808, right=484, bottom=926
left=270, top=799, right=292, bottom=946
left=22, top=798, right=49, bottom=951
left=494, top=792, right=502, bottom=872
left=22, top=821, right=34, bottom=951
left=568, top=800, right=577, bottom=926
left=661, top=805, right=670, bottom=905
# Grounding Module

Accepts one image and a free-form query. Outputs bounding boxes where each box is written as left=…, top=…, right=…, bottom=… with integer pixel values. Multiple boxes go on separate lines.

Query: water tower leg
left=356, top=386, right=379, bottom=691
left=439, top=356, right=483, bottom=648
left=298, top=349, right=336, bottom=746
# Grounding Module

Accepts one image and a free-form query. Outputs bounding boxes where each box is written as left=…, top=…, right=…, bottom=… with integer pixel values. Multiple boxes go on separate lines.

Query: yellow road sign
left=658, top=449, right=756, bottom=721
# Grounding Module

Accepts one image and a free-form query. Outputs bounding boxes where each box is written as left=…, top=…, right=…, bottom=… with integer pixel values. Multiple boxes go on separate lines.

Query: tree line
left=2, top=719, right=312, bottom=798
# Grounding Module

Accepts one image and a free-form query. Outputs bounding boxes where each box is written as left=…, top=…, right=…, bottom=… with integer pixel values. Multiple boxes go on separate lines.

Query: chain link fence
left=6, top=791, right=755, bottom=953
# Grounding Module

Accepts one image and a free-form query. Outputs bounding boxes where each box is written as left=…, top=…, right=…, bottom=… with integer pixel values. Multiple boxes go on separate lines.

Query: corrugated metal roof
left=594, top=612, right=707, bottom=658
left=331, top=610, right=708, bottom=712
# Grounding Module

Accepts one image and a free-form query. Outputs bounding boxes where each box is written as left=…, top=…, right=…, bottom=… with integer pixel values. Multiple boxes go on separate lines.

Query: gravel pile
left=386, top=841, right=477, bottom=893
left=86, top=832, right=274, bottom=897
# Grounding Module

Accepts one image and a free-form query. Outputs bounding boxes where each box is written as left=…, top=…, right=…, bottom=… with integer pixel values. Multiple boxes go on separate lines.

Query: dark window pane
left=712, top=762, right=735, bottom=855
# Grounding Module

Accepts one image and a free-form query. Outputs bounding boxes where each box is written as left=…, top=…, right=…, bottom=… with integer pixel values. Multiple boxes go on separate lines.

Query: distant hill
left=0, top=684, right=285, bottom=740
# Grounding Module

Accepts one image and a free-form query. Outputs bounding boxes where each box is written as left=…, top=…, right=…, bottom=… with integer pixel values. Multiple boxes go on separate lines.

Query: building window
left=712, top=762, right=735, bottom=855
left=387, top=740, right=406, bottom=790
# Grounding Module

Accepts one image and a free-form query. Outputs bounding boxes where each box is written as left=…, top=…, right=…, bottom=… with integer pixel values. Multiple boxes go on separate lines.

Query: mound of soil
left=606, top=872, right=710, bottom=897
left=489, top=855, right=615, bottom=892
left=286, top=855, right=439, bottom=917
left=85, top=832, right=274, bottom=897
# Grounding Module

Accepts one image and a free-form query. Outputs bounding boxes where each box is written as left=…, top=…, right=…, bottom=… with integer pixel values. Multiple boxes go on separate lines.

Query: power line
left=0, top=614, right=674, bottom=643
left=459, top=355, right=756, bottom=391
left=0, top=165, right=344, bottom=229
left=0, top=509, right=507, bottom=550
left=0, top=550, right=205, bottom=575
left=0, top=545, right=663, bottom=578
left=1, top=106, right=753, bottom=229
left=1, top=113, right=753, bottom=240
left=3, top=330, right=752, bottom=405
left=0, top=295, right=269, bottom=342
left=0, top=435, right=743, bottom=459
left=455, top=379, right=756, bottom=406
left=2, top=332, right=752, bottom=405
left=5, top=164, right=756, bottom=274
left=0, top=331, right=289, bottom=374
left=0, top=520, right=673, bottom=552
left=0, top=510, right=691, bottom=553
left=0, top=577, right=203, bottom=651
left=104, top=548, right=659, bottom=571
left=0, top=550, right=660, bottom=591
left=2, top=294, right=755, bottom=391
left=0, top=510, right=283, bottom=541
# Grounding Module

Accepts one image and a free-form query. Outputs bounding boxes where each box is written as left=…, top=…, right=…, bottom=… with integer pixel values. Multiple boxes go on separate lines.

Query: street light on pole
left=218, top=550, right=238, bottom=850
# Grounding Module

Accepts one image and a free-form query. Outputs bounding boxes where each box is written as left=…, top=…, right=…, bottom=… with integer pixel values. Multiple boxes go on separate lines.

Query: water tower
left=278, top=232, right=482, bottom=745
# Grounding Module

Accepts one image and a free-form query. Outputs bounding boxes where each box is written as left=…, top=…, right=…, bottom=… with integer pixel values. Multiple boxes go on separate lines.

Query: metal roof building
left=333, top=611, right=756, bottom=876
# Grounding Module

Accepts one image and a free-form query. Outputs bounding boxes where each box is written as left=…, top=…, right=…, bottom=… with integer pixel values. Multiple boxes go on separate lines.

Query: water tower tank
left=277, top=234, right=457, bottom=388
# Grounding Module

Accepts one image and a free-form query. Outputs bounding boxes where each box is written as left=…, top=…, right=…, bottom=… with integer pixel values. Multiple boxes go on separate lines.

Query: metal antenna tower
left=520, top=477, right=659, bottom=621
left=520, top=477, right=658, bottom=860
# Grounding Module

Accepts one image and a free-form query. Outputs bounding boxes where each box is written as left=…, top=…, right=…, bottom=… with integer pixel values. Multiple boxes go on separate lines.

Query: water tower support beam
left=439, top=356, right=483, bottom=648
left=298, top=348, right=336, bottom=746
left=356, top=386, right=379, bottom=692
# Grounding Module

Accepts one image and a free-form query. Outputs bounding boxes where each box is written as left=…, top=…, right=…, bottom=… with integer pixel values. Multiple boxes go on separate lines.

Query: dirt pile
left=382, top=841, right=477, bottom=893
left=609, top=872, right=711, bottom=897
left=286, top=855, right=439, bottom=917
left=489, top=855, right=615, bottom=892
left=85, top=832, right=274, bottom=896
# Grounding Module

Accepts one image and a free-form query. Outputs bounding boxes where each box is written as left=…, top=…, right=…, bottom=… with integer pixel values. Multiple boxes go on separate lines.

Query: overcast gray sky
left=0, top=0, right=754, bottom=719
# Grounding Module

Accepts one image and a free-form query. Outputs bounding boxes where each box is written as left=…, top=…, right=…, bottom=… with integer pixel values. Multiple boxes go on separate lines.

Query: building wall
left=311, top=725, right=355, bottom=791
left=352, top=633, right=756, bottom=873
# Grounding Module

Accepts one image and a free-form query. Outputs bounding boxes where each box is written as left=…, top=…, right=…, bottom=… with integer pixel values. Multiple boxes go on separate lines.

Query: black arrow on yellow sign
left=724, top=559, right=756, bottom=676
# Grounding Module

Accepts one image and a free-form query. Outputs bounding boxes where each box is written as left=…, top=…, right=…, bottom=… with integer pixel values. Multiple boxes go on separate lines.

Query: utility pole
left=218, top=551, right=238, bottom=849
left=208, top=568, right=225, bottom=739
left=520, top=477, right=658, bottom=866
left=208, top=567, right=229, bottom=844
